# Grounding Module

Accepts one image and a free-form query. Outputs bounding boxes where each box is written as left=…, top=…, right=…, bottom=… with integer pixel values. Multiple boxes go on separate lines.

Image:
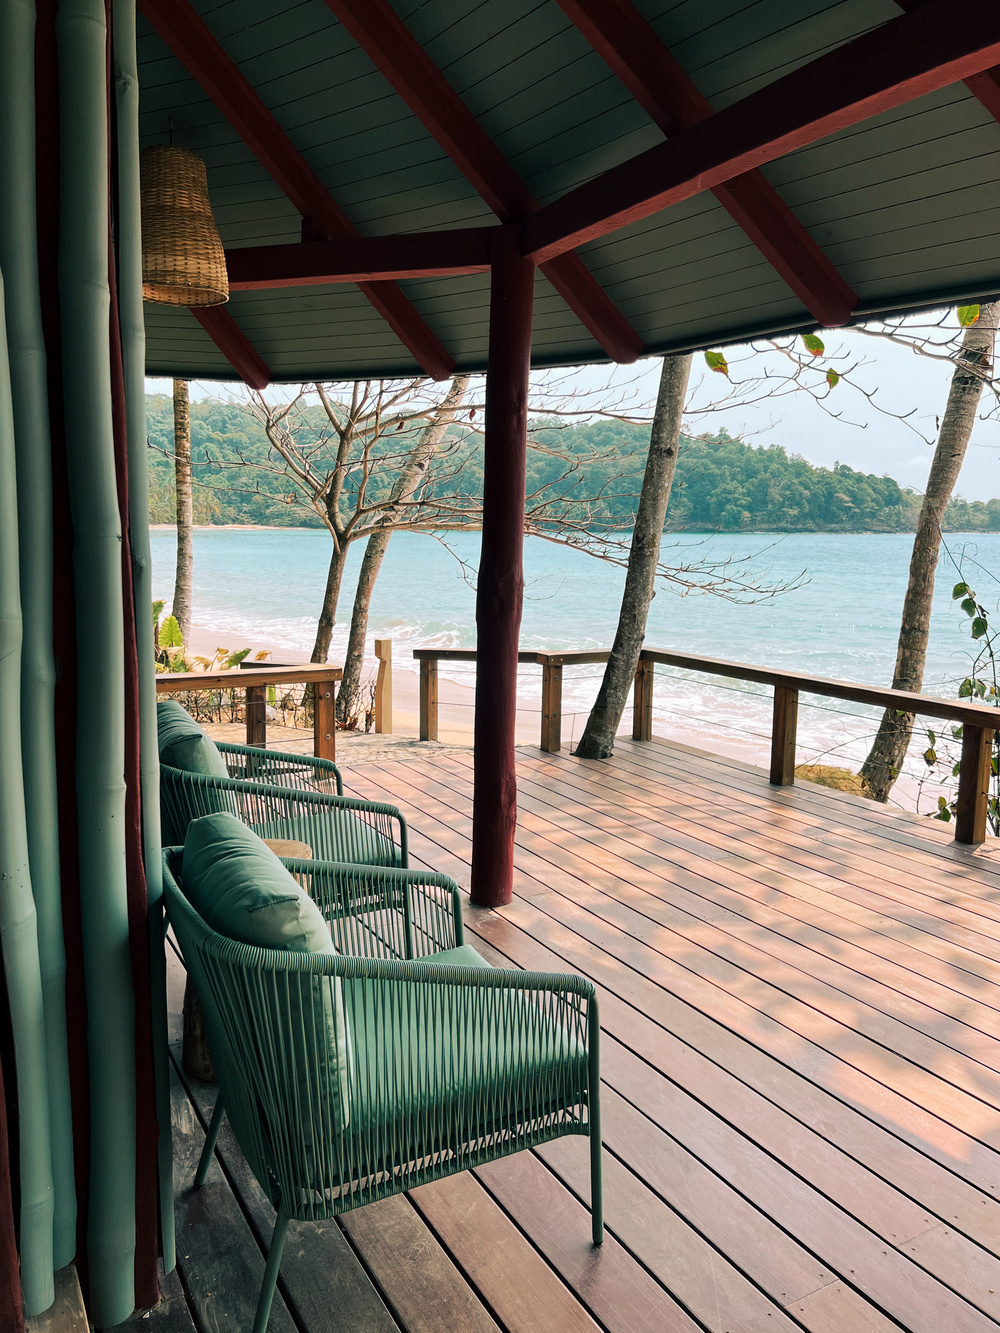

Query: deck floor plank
left=349, top=759, right=1000, bottom=1161
left=145, top=738, right=1000, bottom=1333
left=418, top=755, right=1000, bottom=1078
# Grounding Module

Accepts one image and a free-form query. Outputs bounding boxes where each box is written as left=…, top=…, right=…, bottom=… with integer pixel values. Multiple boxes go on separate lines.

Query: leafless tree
left=337, top=374, right=471, bottom=721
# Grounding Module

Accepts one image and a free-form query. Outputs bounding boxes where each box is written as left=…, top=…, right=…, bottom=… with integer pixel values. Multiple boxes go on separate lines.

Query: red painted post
left=471, top=226, right=534, bottom=907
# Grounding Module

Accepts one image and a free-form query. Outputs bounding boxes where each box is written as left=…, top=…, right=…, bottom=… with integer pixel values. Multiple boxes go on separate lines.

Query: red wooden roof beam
left=325, top=0, right=644, bottom=364
left=137, top=0, right=454, bottom=380
left=524, top=0, right=1000, bottom=263
left=893, top=0, right=1000, bottom=120
left=227, top=228, right=495, bottom=289
left=554, top=0, right=857, bottom=328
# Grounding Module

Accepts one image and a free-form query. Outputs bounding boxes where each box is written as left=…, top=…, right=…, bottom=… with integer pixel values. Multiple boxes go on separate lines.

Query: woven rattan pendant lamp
left=140, top=144, right=228, bottom=306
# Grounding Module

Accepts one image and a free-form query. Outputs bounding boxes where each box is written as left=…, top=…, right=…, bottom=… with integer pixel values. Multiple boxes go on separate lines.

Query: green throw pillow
left=182, top=812, right=350, bottom=1148
left=157, top=698, right=229, bottom=778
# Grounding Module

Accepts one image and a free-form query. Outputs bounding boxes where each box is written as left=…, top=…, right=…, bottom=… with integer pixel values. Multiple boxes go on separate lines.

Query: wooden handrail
left=156, top=663, right=342, bottom=761
left=635, top=648, right=1000, bottom=730
left=414, top=644, right=999, bottom=845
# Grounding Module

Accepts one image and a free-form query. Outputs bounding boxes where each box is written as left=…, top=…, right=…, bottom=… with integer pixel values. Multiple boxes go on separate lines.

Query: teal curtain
left=0, top=0, right=172, bottom=1324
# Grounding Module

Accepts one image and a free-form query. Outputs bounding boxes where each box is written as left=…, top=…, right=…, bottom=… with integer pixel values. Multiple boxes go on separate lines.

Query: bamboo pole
left=57, top=0, right=136, bottom=1320
left=0, top=0, right=75, bottom=1285
left=0, top=264, right=56, bottom=1318
left=112, top=0, right=175, bottom=1274
left=471, top=227, right=533, bottom=907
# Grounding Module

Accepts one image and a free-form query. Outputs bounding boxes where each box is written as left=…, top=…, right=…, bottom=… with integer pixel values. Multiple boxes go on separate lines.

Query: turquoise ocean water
left=150, top=527, right=1000, bottom=773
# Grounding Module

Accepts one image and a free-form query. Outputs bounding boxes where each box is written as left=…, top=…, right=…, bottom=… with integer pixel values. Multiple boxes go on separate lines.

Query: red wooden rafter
left=523, top=0, right=1000, bottom=263
left=324, top=0, right=644, bottom=364
left=553, top=0, right=857, bottom=328
left=189, top=307, right=271, bottom=390
left=137, top=0, right=455, bottom=381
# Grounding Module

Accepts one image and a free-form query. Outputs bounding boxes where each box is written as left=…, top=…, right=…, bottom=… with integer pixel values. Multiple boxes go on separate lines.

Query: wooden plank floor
left=158, top=738, right=1000, bottom=1333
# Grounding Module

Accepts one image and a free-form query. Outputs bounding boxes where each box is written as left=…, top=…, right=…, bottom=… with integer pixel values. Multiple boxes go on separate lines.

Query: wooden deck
left=156, top=738, right=1000, bottom=1333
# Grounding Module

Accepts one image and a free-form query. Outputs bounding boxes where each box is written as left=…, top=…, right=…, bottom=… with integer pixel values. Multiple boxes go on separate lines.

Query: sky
left=145, top=308, right=1000, bottom=502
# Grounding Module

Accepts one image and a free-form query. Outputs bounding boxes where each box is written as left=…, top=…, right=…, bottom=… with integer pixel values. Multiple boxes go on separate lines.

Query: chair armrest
left=160, top=765, right=407, bottom=867
left=216, top=741, right=344, bottom=795
left=280, top=859, right=463, bottom=958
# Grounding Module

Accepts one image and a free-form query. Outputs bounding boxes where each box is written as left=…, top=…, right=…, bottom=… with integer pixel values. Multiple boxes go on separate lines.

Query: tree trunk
left=337, top=529, right=391, bottom=723
left=337, top=374, right=470, bottom=722
left=575, top=353, right=693, bottom=760
left=171, top=378, right=193, bottom=644
left=310, top=536, right=351, bottom=664
left=860, top=301, right=1000, bottom=801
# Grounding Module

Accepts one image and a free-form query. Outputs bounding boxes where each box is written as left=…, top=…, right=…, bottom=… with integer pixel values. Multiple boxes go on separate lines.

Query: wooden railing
left=414, top=646, right=1000, bottom=846
left=413, top=648, right=610, bottom=753
left=155, top=663, right=343, bottom=761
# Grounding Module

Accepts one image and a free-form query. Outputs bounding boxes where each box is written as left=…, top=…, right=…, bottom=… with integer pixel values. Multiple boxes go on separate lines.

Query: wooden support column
left=540, top=657, right=563, bottom=753
left=632, top=658, right=654, bottom=741
left=955, top=723, right=993, bottom=845
left=245, top=684, right=266, bottom=748
left=471, top=227, right=534, bottom=907
left=313, top=676, right=336, bottom=762
left=419, top=658, right=438, bottom=741
left=770, top=685, right=798, bottom=786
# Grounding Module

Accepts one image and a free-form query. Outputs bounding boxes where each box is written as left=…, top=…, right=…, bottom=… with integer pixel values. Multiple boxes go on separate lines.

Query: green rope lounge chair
left=163, top=815, right=602, bottom=1333
left=157, top=698, right=407, bottom=866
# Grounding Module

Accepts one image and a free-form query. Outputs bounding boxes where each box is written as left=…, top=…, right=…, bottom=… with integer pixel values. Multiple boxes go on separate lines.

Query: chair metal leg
left=253, top=1207, right=290, bottom=1333
left=194, top=1098, right=224, bottom=1187
left=589, top=1002, right=604, bottom=1245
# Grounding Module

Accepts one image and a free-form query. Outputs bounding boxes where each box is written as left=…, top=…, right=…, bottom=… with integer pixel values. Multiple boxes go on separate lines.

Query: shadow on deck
left=152, top=738, right=1000, bottom=1333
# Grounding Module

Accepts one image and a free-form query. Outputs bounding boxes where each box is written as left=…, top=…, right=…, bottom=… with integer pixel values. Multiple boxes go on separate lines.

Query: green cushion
left=157, top=698, right=229, bottom=778
left=345, top=945, right=587, bottom=1133
left=251, top=809, right=400, bottom=868
left=182, top=812, right=350, bottom=1141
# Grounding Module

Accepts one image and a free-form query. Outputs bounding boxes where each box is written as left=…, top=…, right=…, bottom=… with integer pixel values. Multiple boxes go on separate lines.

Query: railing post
left=770, top=685, right=798, bottom=786
left=374, top=638, right=393, bottom=734
left=420, top=658, right=438, bottom=741
left=955, top=723, right=993, bottom=845
left=632, top=658, right=653, bottom=741
left=313, top=674, right=336, bottom=762
left=540, top=657, right=563, bottom=752
left=245, top=684, right=266, bottom=748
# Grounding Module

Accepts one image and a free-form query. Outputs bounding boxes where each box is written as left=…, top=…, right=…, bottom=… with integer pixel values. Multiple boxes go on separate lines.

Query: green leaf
left=802, top=333, right=825, bottom=356
left=953, top=582, right=970, bottom=599
left=977, top=679, right=988, bottom=697
left=225, top=648, right=251, bottom=669
left=704, top=350, right=729, bottom=377
left=923, top=747, right=937, bottom=766
left=952, top=724, right=964, bottom=738
left=825, top=368, right=839, bottom=389
left=959, top=678, right=974, bottom=698
left=961, top=597, right=978, bottom=617
left=927, top=729, right=936, bottom=745
left=958, top=304, right=981, bottom=327
left=972, top=616, right=989, bottom=639
left=952, top=762, right=962, bottom=777
left=158, top=614, right=183, bottom=649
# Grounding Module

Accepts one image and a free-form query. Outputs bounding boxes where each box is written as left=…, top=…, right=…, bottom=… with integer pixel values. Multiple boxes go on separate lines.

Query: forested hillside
left=146, top=395, right=998, bottom=533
